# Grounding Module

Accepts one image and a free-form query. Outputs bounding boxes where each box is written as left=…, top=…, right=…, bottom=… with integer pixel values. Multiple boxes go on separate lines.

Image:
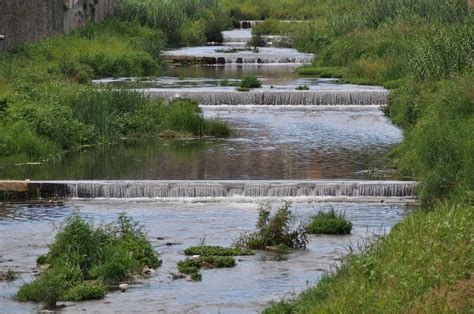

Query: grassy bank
left=239, top=0, right=474, bottom=311
left=0, top=17, right=230, bottom=167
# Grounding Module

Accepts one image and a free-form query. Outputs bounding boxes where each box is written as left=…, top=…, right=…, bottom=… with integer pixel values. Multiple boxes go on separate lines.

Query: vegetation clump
left=177, top=256, right=236, bottom=282
left=16, top=213, right=160, bottom=309
left=234, top=202, right=308, bottom=252
left=184, top=245, right=254, bottom=257
left=295, top=85, right=309, bottom=90
left=239, top=75, right=262, bottom=89
left=306, top=209, right=352, bottom=235
left=0, top=270, right=17, bottom=282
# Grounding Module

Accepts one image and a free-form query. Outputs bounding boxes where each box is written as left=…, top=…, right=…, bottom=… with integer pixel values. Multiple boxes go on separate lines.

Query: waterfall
left=31, top=180, right=417, bottom=199
left=162, top=47, right=314, bottom=65
left=144, top=89, right=389, bottom=106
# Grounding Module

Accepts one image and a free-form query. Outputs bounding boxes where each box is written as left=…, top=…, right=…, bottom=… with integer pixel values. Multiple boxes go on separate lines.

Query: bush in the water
left=234, top=202, right=309, bottom=252
left=17, top=213, right=160, bottom=308
left=177, top=256, right=236, bottom=281
left=306, top=209, right=352, bottom=235
left=240, top=76, right=262, bottom=89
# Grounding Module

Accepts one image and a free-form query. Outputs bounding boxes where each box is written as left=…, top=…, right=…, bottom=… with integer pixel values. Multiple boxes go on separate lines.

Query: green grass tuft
left=306, top=209, right=352, bottom=235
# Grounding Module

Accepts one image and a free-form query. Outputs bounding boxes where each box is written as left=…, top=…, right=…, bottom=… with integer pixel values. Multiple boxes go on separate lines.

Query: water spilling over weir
left=30, top=180, right=417, bottom=200
left=163, top=47, right=313, bottom=65
left=144, top=88, right=389, bottom=106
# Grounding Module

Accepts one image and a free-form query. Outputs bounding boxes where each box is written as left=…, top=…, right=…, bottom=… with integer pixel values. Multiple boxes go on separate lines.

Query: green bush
left=17, top=213, right=160, bottom=308
left=234, top=202, right=309, bottom=251
left=306, top=209, right=352, bottom=235
left=240, top=75, right=262, bottom=89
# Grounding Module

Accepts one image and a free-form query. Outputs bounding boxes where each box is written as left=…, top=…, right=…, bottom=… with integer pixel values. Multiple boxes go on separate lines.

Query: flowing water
left=0, top=106, right=402, bottom=180
left=0, top=22, right=411, bottom=313
left=0, top=200, right=408, bottom=313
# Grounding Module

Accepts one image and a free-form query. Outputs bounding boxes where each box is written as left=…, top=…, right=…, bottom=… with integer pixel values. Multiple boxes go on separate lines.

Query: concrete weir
left=163, top=46, right=314, bottom=65
left=0, top=180, right=418, bottom=201
left=144, top=88, right=389, bottom=106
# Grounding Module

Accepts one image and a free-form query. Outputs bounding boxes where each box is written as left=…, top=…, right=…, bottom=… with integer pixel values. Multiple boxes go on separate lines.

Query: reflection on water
left=0, top=107, right=402, bottom=180
left=0, top=201, right=408, bottom=313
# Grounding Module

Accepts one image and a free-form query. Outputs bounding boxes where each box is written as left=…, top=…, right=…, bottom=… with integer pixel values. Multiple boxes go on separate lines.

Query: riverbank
left=0, top=17, right=231, bottom=167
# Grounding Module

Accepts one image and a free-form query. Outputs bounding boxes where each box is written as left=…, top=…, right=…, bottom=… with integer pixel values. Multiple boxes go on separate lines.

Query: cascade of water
left=32, top=180, right=417, bottom=199
left=144, top=89, right=389, bottom=106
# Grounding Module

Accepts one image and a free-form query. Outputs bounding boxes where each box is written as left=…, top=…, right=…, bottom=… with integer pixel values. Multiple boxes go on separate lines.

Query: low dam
left=163, top=47, right=313, bottom=65
left=1, top=180, right=417, bottom=200
left=144, top=88, right=389, bottom=106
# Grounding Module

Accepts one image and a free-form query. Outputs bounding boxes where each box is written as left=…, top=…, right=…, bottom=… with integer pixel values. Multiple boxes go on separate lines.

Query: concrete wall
left=0, top=0, right=114, bottom=52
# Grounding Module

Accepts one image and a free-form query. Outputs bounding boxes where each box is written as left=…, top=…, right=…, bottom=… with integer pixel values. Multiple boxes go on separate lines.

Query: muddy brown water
left=0, top=200, right=408, bottom=313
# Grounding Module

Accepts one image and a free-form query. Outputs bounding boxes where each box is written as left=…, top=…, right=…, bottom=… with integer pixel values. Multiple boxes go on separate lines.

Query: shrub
left=240, top=76, right=262, bottom=89
left=17, top=213, right=160, bottom=308
left=306, top=209, right=352, bottom=235
left=234, top=202, right=309, bottom=251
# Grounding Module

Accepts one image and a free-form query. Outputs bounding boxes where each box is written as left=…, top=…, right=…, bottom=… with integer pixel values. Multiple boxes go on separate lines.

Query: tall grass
left=114, top=0, right=230, bottom=45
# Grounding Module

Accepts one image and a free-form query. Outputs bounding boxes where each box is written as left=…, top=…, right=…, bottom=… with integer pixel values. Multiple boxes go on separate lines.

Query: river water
left=0, top=200, right=407, bottom=313
left=1, top=106, right=401, bottom=180
left=0, top=25, right=408, bottom=313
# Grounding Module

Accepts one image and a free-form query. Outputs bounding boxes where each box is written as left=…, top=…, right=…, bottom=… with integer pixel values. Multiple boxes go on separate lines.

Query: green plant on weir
left=239, top=75, right=262, bottom=89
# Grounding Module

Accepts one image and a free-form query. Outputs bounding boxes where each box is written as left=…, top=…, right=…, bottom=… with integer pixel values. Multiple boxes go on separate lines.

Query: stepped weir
left=22, top=180, right=417, bottom=200
left=162, top=47, right=314, bottom=65
left=144, top=89, right=389, bottom=106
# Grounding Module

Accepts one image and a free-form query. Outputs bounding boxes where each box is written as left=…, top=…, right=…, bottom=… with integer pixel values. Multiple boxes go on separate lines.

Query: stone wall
left=0, top=0, right=114, bottom=52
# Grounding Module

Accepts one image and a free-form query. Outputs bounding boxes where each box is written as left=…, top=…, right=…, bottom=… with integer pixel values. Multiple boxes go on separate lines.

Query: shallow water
left=1, top=107, right=402, bottom=180
left=0, top=200, right=408, bottom=313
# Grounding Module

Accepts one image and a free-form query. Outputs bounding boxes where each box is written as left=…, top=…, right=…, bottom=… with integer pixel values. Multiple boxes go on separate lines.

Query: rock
left=170, top=273, right=186, bottom=280
left=119, top=283, right=129, bottom=292
left=191, top=255, right=200, bottom=259
left=142, top=267, right=155, bottom=276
